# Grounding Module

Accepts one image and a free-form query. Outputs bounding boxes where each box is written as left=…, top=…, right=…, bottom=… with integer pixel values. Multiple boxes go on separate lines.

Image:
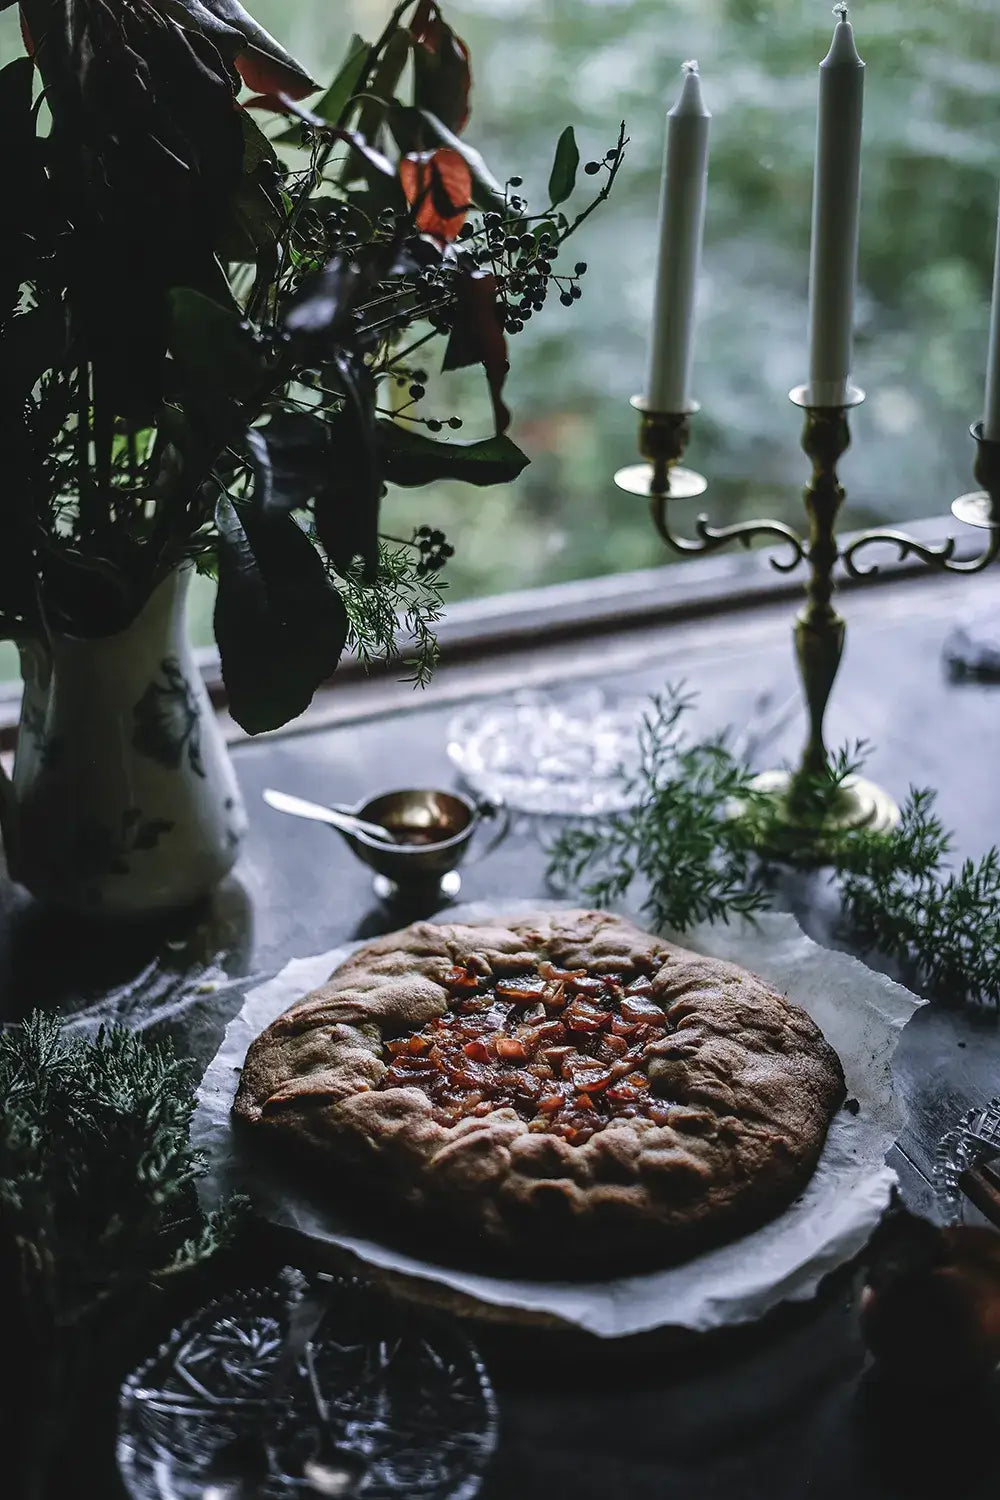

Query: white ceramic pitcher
left=0, top=568, right=248, bottom=916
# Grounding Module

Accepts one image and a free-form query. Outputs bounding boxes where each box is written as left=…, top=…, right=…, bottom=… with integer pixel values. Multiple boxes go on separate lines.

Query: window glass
left=2, top=0, right=999, bottom=678
left=262, top=0, right=1000, bottom=598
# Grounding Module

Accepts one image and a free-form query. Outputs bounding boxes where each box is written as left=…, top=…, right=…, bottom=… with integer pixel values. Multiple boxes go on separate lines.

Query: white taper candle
left=645, top=61, right=711, bottom=413
left=807, top=6, right=866, bottom=405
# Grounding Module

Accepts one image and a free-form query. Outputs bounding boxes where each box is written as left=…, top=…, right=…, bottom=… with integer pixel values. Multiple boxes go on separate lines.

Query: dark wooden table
left=3, top=564, right=1000, bottom=1499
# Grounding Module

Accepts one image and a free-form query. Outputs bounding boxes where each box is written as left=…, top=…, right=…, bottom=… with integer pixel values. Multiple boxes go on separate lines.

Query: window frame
left=0, top=509, right=985, bottom=751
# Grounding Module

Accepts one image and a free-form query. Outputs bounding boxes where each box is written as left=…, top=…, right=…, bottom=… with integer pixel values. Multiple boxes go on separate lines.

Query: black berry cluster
left=390, top=368, right=464, bottom=433
left=414, top=525, right=455, bottom=575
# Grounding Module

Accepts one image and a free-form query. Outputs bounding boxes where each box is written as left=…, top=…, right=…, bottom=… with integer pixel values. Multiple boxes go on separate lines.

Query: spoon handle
left=262, top=789, right=394, bottom=843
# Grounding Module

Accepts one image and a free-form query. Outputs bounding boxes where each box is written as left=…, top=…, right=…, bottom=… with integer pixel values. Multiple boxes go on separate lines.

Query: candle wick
left=682, top=59, right=699, bottom=74
left=833, top=2, right=849, bottom=20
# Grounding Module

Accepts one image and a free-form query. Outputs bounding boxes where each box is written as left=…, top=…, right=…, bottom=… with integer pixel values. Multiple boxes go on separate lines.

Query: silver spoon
left=263, top=788, right=397, bottom=844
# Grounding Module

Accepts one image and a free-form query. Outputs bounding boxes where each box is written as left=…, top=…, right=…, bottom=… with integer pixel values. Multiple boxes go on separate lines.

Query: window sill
left=0, top=511, right=987, bottom=747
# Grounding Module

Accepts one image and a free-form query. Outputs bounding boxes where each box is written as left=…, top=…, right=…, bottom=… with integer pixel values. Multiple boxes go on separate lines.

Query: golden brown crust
left=233, top=910, right=846, bottom=1273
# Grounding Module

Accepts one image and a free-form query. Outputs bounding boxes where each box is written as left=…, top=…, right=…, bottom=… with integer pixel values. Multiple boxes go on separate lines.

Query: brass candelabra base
left=740, top=770, right=900, bottom=865
left=615, top=390, right=1000, bottom=862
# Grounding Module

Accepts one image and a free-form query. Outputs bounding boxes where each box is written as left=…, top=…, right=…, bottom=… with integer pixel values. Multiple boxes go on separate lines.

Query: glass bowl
left=117, top=1269, right=498, bottom=1500
left=446, top=686, right=647, bottom=820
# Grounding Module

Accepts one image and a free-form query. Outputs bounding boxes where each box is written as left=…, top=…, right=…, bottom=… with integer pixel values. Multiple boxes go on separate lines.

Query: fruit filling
left=377, top=961, right=673, bottom=1145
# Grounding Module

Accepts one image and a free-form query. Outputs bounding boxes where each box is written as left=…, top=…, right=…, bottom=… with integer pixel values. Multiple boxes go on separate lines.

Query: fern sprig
left=834, top=791, right=1000, bottom=1007
left=547, top=684, right=1000, bottom=1008
left=548, top=685, right=773, bottom=933
left=339, top=538, right=446, bottom=687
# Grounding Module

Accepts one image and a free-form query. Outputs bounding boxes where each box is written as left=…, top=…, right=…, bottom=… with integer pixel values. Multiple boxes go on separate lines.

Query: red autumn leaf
left=242, top=93, right=286, bottom=113
left=19, top=5, right=34, bottom=56
left=234, top=45, right=316, bottom=101
left=410, top=0, right=471, bottom=135
left=410, top=0, right=444, bottom=47
left=399, top=147, right=472, bottom=242
left=442, top=270, right=511, bottom=435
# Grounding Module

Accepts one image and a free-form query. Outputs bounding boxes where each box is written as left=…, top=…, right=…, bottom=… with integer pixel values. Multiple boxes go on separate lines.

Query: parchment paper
left=193, top=903, right=923, bottom=1339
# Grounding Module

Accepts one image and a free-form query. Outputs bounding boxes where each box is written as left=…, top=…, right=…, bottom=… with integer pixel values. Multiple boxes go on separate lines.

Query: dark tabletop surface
left=3, top=566, right=1000, bottom=1499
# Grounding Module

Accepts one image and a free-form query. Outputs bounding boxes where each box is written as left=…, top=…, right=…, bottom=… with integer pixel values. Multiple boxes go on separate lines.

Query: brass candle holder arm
left=841, top=425, right=1000, bottom=579
left=842, top=525, right=1000, bottom=578
left=650, top=499, right=807, bottom=573
left=615, top=399, right=807, bottom=571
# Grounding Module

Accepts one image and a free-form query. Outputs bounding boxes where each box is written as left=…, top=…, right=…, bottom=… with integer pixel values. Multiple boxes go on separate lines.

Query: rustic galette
left=233, top=909, right=846, bottom=1272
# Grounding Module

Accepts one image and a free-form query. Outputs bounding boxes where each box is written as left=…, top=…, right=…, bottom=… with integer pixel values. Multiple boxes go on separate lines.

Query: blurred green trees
left=2, top=0, right=999, bottom=623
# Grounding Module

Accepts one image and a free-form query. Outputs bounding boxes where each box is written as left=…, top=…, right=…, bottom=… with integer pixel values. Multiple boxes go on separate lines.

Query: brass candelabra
left=615, top=387, right=1000, bottom=860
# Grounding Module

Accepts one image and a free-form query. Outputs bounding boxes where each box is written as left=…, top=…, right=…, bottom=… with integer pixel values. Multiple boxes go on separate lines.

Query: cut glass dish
left=934, top=1096, right=1000, bottom=1225
left=117, top=1269, right=497, bottom=1500
left=446, top=687, right=646, bottom=818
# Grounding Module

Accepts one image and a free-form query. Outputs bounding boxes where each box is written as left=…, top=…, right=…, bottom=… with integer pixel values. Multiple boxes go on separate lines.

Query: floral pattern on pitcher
left=132, top=656, right=206, bottom=777
left=19, top=700, right=66, bottom=772
left=76, top=810, right=177, bottom=906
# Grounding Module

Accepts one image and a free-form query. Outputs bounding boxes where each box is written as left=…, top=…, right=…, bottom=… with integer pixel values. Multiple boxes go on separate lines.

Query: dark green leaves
left=312, top=33, right=369, bottom=124
left=214, top=497, right=348, bottom=733
left=272, top=33, right=368, bottom=142
left=169, top=289, right=264, bottom=400
left=283, top=255, right=369, bottom=342
left=548, top=126, right=580, bottom=206
left=243, top=362, right=383, bottom=588
left=216, top=111, right=285, bottom=262
left=316, top=353, right=381, bottom=581
left=354, top=27, right=411, bottom=151
left=268, top=96, right=396, bottom=178
left=378, top=422, right=528, bottom=487
left=240, top=105, right=281, bottom=174
left=183, top=0, right=318, bottom=98
left=245, top=412, right=332, bottom=514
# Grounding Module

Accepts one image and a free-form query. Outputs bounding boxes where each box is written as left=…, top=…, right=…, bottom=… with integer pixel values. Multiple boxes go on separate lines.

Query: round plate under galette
left=233, top=909, right=845, bottom=1275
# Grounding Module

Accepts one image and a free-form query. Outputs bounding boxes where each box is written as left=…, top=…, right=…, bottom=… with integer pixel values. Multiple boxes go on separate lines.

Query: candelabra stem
left=789, top=405, right=850, bottom=804
left=746, top=392, right=900, bottom=861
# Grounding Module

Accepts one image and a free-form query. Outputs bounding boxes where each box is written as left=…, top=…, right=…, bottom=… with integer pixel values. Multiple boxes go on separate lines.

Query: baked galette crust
left=233, top=909, right=846, bottom=1272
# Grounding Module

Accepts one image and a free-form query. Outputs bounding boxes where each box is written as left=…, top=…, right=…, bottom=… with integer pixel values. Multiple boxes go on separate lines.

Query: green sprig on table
left=835, top=792, right=1000, bottom=1009
left=547, top=686, right=1000, bottom=1008
left=1, top=1015, right=243, bottom=1499
left=547, top=687, right=773, bottom=931
left=0, top=1015, right=241, bottom=1330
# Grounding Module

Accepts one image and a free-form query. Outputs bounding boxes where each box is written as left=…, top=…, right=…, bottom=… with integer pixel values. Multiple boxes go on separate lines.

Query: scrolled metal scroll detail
left=649, top=495, right=807, bottom=572
left=841, top=526, right=999, bottom=579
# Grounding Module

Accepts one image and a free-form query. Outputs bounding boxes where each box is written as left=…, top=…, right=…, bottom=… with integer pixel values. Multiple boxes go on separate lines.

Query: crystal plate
left=446, top=687, right=646, bottom=818
left=935, top=1095, right=1000, bottom=1225
left=117, top=1270, right=498, bottom=1500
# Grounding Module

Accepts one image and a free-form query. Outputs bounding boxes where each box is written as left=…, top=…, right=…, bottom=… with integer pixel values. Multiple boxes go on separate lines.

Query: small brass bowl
left=343, top=788, right=508, bottom=906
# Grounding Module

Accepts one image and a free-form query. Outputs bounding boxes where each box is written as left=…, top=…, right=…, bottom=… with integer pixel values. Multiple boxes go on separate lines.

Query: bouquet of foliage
left=0, top=0, right=623, bottom=730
